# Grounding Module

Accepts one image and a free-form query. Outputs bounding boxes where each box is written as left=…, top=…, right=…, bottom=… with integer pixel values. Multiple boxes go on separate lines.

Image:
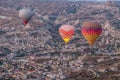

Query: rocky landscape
left=0, top=0, right=120, bottom=80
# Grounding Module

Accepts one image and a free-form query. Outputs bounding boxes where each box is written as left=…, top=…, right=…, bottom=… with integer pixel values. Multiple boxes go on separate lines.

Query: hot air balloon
left=59, top=25, right=74, bottom=44
left=81, top=21, right=102, bottom=45
left=19, top=8, right=33, bottom=25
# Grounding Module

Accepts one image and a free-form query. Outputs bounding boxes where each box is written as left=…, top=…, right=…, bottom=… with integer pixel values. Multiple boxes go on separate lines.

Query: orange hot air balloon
left=59, top=25, right=74, bottom=44
left=81, top=21, right=102, bottom=45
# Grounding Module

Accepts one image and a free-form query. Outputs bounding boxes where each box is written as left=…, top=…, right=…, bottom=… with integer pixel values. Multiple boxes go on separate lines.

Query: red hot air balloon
left=19, top=8, right=33, bottom=25
left=81, top=21, right=102, bottom=45
left=59, top=25, right=74, bottom=44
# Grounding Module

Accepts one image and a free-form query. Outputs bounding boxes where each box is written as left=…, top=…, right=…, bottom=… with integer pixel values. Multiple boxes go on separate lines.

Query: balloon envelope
left=81, top=21, right=102, bottom=45
left=59, top=25, right=74, bottom=44
left=19, top=8, right=33, bottom=25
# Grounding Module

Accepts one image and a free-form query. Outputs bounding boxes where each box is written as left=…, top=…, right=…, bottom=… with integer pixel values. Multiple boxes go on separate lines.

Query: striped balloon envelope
left=59, top=25, right=74, bottom=44
left=81, top=21, right=102, bottom=45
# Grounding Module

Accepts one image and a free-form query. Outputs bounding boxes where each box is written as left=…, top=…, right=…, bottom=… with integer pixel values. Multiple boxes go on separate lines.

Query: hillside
left=0, top=0, right=120, bottom=80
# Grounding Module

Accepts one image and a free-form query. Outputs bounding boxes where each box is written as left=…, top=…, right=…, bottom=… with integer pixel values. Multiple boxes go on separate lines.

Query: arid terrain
left=0, top=0, right=120, bottom=80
